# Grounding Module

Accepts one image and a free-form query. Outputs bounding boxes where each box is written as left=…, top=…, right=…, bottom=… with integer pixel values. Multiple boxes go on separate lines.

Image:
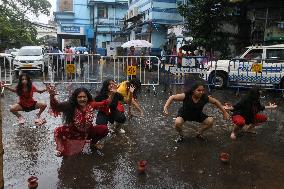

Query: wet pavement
left=2, top=82, right=284, bottom=189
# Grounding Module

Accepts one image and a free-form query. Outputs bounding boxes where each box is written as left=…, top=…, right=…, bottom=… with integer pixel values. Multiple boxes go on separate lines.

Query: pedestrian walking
left=224, top=87, right=277, bottom=140
left=47, top=86, right=110, bottom=157
left=0, top=73, right=47, bottom=125
left=163, top=82, right=230, bottom=142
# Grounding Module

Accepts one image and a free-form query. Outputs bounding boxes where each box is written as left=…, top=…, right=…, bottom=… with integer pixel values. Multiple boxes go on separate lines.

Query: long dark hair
left=95, top=79, right=114, bottom=102
left=98, top=79, right=114, bottom=97
left=188, top=82, right=204, bottom=96
left=129, top=78, right=141, bottom=97
left=16, top=73, right=32, bottom=96
left=63, top=87, right=93, bottom=124
left=244, top=86, right=261, bottom=103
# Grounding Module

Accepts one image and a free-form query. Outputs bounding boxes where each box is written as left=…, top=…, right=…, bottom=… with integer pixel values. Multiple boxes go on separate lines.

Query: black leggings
left=96, top=110, right=126, bottom=125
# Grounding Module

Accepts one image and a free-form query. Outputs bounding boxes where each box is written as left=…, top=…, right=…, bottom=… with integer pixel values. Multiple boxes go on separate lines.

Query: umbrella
left=121, top=40, right=152, bottom=48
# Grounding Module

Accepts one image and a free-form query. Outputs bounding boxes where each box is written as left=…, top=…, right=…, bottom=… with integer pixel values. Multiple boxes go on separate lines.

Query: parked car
left=13, top=46, right=48, bottom=75
left=206, top=44, right=284, bottom=89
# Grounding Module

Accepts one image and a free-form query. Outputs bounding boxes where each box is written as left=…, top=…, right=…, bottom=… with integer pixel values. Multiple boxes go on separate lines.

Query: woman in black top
left=163, top=82, right=230, bottom=142
left=224, top=87, right=277, bottom=140
left=95, top=79, right=127, bottom=133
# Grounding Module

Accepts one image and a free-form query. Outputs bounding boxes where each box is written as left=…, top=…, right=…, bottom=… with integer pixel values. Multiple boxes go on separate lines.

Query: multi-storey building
left=124, top=0, right=183, bottom=55
left=88, top=0, right=128, bottom=55
left=54, top=0, right=94, bottom=50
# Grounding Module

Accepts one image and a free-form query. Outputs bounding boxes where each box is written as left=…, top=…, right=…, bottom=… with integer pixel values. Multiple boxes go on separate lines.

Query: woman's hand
left=0, top=81, right=5, bottom=89
left=163, top=106, right=169, bottom=116
left=266, top=102, right=277, bottom=109
left=46, top=84, right=57, bottom=96
left=223, top=102, right=233, bottom=111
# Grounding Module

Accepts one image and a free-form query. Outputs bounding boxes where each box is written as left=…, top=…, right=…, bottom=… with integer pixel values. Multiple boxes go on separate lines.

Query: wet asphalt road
left=2, top=82, right=284, bottom=189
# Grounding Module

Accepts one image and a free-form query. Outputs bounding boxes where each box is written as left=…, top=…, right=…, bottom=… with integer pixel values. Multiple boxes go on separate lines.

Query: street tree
left=0, top=0, right=51, bottom=51
left=178, top=0, right=235, bottom=58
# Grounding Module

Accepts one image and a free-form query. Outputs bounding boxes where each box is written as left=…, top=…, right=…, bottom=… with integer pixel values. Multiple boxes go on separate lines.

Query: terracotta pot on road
left=27, top=176, right=38, bottom=189
left=137, top=160, right=147, bottom=174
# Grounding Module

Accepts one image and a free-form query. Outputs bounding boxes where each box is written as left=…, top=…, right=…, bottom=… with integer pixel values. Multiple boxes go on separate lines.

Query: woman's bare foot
left=55, top=150, right=63, bottom=157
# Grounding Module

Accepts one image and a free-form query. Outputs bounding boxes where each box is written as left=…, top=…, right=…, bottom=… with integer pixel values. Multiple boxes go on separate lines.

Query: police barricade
left=0, top=53, right=13, bottom=94
left=100, top=55, right=160, bottom=87
left=43, top=53, right=102, bottom=84
left=226, top=58, right=284, bottom=92
left=160, top=55, right=215, bottom=90
left=43, top=54, right=160, bottom=88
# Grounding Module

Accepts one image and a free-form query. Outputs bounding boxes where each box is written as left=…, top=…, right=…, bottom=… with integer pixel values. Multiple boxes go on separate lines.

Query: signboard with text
left=61, top=26, right=80, bottom=33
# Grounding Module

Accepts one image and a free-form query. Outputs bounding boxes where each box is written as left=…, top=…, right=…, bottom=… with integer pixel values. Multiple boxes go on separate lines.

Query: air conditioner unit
left=133, top=7, right=138, bottom=16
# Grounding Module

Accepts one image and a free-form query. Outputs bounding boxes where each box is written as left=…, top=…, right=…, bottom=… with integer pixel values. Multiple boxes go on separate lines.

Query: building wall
left=127, top=0, right=183, bottom=52
left=91, top=0, right=128, bottom=51
left=55, top=0, right=93, bottom=50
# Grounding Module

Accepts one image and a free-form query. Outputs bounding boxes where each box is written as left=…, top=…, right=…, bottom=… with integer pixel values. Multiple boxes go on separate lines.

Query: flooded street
left=2, top=82, right=284, bottom=189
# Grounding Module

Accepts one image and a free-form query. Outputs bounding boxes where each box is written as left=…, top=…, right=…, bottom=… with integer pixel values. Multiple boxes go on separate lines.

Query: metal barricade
left=43, top=53, right=102, bottom=84
left=43, top=54, right=160, bottom=87
left=160, top=55, right=214, bottom=88
left=100, top=55, right=160, bottom=86
left=0, top=54, right=13, bottom=94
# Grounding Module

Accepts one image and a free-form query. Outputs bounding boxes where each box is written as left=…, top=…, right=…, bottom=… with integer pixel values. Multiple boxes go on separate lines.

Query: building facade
left=88, top=0, right=128, bottom=55
left=54, top=0, right=94, bottom=51
left=125, top=0, right=183, bottom=55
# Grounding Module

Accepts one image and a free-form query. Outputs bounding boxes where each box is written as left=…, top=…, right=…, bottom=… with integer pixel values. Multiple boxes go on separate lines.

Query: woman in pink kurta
left=48, top=86, right=109, bottom=157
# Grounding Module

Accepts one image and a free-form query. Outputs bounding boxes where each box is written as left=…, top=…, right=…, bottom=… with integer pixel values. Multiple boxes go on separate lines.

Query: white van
left=13, top=46, right=48, bottom=74
left=206, top=44, right=284, bottom=89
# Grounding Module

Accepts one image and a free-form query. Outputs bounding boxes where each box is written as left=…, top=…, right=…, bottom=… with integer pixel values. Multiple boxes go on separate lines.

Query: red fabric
left=53, top=101, right=109, bottom=157
left=18, top=85, right=37, bottom=108
left=253, top=113, right=267, bottom=126
left=232, top=114, right=267, bottom=127
left=117, top=102, right=125, bottom=112
left=54, top=124, right=109, bottom=157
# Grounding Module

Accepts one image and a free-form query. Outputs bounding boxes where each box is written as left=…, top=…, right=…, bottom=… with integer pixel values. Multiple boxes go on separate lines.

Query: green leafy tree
left=0, top=0, right=51, bottom=51
left=178, top=0, right=235, bottom=58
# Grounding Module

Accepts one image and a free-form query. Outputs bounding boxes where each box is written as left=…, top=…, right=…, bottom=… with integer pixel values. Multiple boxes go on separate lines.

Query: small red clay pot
left=137, top=160, right=147, bottom=174
left=219, top=152, right=230, bottom=163
left=27, top=176, right=38, bottom=189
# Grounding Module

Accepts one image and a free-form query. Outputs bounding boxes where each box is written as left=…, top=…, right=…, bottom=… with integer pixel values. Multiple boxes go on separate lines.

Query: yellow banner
left=66, top=64, right=76, bottom=74
left=127, top=66, right=137, bottom=76
left=251, top=63, right=262, bottom=73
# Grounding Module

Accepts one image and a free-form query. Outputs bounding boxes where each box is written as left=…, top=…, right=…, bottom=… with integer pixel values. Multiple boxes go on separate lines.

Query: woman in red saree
left=47, top=86, right=109, bottom=157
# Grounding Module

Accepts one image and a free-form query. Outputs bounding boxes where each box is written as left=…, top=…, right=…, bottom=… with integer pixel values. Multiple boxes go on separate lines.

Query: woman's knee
left=232, top=115, right=246, bottom=127
left=203, top=117, right=214, bottom=127
left=174, top=117, right=184, bottom=128
left=254, top=114, right=267, bottom=123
